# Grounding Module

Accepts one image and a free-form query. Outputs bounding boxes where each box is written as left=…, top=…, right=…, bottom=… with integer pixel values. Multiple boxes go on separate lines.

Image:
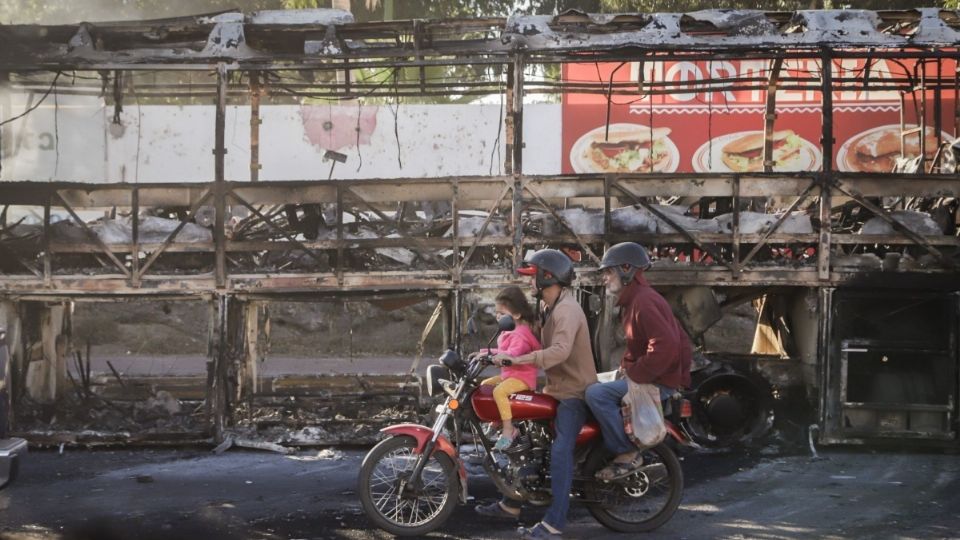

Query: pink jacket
left=487, top=324, right=541, bottom=390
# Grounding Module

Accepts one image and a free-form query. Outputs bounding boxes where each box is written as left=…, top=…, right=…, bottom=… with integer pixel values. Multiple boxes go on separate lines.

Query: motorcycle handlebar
left=474, top=354, right=511, bottom=367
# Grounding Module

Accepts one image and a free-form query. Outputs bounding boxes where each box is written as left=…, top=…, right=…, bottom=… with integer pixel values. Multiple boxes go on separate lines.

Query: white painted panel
left=1, top=100, right=562, bottom=183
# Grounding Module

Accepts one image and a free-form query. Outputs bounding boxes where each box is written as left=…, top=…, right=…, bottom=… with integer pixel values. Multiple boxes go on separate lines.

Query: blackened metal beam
left=740, top=180, right=818, bottom=268
left=227, top=190, right=327, bottom=267
left=818, top=48, right=834, bottom=281
left=131, top=186, right=140, bottom=287
left=138, top=189, right=213, bottom=277
left=457, top=182, right=511, bottom=274
left=249, top=72, right=261, bottom=183
left=214, top=64, right=228, bottom=288
left=831, top=180, right=957, bottom=269
left=763, top=57, right=784, bottom=173
left=53, top=192, right=131, bottom=277
left=511, top=54, right=524, bottom=176
left=610, top=180, right=730, bottom=270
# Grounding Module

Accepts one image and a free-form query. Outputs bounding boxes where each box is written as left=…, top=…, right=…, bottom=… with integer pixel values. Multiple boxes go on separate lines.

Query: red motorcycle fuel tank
left=471, top=385, right=557, bottom=422
left=472, top=385, right=602, bottom=445
left=472, top=386, right=602, bottom=445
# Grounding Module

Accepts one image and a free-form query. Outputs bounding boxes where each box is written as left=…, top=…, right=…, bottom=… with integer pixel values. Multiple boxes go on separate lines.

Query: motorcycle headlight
left=426, top=364, right=450, bottom=397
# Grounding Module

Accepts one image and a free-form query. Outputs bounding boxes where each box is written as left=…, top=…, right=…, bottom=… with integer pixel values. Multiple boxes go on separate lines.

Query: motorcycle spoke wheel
left=359, top=436, right=459, bottom=536
left=593, top=459, right=671, bottom=520
left=585, top=443, right=684, bottom=533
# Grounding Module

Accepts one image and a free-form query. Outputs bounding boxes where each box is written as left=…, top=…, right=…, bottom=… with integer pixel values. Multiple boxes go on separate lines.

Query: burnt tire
left=358, top=435, right=459, bottom=537
left=584, top=443, right=684, bottom=533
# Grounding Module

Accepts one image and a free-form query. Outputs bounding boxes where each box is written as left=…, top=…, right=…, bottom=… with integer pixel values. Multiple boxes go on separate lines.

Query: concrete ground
left=0, top=445, right=957, bottom=540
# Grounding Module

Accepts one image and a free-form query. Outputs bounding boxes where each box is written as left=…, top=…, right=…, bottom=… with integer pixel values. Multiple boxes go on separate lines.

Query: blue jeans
left=585, top=379, right=635, bottom=455
left=500, top=399, right=588, bottom=531
left=585, top=379, right=674, bottom=456
left=543, top=398, right=588, bottom=531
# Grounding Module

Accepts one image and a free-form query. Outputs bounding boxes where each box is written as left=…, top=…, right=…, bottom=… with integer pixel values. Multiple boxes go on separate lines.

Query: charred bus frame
left=0, top=9, right=958, bottom=447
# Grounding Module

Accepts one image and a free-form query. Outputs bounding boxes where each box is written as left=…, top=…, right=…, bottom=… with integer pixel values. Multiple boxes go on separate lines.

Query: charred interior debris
left=0, top=8, right=958, bottom=451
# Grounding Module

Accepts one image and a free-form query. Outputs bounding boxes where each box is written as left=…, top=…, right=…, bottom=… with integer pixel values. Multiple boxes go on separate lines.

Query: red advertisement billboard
left=562, top=58, right=957, bottom=174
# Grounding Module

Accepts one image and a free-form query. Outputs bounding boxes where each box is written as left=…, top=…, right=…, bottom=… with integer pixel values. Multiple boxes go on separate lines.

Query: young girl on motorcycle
left=479, top=286, right=541, bottom=451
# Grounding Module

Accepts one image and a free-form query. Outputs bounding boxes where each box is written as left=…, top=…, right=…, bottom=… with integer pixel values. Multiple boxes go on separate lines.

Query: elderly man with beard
left=585, top=242, right=692, bottom=481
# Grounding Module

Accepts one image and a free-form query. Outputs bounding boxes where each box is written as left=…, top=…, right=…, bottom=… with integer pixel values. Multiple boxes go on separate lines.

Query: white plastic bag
left=621, top=380, right=666, bottom=449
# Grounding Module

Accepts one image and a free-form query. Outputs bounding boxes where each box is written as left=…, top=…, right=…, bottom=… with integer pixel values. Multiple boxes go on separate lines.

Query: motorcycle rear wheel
left=358, top=435, right=459, bottom=536
left=584, top=442, right=684, bottom=533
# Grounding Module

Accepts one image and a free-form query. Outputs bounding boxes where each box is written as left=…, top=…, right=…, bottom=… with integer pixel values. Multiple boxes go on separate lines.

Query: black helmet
left=600, top=242, right=651, bottom=285
left=518, top=249, right=575, bottom=290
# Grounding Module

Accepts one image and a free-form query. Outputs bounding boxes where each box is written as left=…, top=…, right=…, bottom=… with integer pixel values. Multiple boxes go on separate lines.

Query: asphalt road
left=0, top=444, right=957, bottom=540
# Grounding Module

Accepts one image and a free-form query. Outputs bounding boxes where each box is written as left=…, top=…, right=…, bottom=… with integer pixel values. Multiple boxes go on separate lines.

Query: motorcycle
left=358, top=317, right=692, bottom=536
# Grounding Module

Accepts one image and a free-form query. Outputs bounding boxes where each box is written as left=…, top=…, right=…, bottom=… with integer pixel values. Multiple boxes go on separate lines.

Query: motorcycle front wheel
left=358, top=435, right=459, bottom=536
left=584, top=442, right=684, bottom=533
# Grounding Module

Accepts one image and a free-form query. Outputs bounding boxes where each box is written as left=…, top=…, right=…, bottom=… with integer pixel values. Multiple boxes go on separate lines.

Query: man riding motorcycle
left=477, top=248, right=598, bottom=539
left=358, top=246, right=687, bottom=538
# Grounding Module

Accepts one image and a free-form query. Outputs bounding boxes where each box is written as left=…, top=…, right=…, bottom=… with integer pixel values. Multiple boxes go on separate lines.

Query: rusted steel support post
left=336, top=185, right=344, bottom=286
left=504, top=62, right=515, bottom=175
left=30, top=303, right=66, bottom=402
left=603, top=174, right=612, bottom=241
left=954, top=57, right=960, bottom=140
left=249, top=72, right=261, bottom=182
left=816, top=287, right=832, bottom=435
left=451, top=182, right=460, bottom=283
left=453, top=287, right=462, bottom=353
left=450, top=180, right=462, bottom=353
left=506, top=54, right=525, bottom=269
left=0, top=71, right=9, bottom=177
left=130, top=187, right=140, bottom=287
left=763, top=58, right=784, bottom=172
left=512, top=176, right=523, bottom=271
left=511, top=54, right=524, bottom=175
left=211, top=294, right=229, bottom=443
left=732, top=175, right=741, bottom=277
left=43, top=195, right=51, bottom=284
left=0, top=304, right=16, bottom=435
left=441, top=292, right=451, bottom=350
left=934, top=57, right=942, bottom=166
left=818, top=49, right=834, bottom=281
left=919, top=61, right=927, bottom=173
left=214, top=64, right=228, bottom=288
left=242, top=301, right=260, bottom=397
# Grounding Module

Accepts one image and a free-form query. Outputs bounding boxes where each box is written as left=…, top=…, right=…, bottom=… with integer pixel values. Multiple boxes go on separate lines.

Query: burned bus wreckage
left=0, top=8, right=958, bottom=468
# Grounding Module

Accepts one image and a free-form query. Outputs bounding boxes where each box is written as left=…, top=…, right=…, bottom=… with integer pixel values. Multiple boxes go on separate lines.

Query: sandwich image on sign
left=570, top=124, right=678, bottom=173
left=837, top=125, right=946, bottom=172
left=720, top=130, right=803, bottom=172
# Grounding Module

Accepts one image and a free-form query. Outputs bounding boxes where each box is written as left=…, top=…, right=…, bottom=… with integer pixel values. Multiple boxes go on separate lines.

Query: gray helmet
left=600, top=242, right=651, bottom=285
left=518, top=249, right=575, bottom=290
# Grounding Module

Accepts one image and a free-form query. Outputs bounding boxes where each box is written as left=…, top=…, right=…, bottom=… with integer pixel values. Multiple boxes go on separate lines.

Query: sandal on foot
left=595, top=455, right=644, bottom=482
left=494, top=432, right=517, bottom=451
left=475, top=501, right=520, bottom=520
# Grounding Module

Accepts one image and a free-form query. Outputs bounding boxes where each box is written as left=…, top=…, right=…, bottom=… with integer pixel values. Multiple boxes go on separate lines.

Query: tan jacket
left=517, top=289, right=598, bottom=400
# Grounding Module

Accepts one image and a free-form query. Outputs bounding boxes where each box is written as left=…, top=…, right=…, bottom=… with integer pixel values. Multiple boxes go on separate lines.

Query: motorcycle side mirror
left=497, top=316, right=516, bottom=333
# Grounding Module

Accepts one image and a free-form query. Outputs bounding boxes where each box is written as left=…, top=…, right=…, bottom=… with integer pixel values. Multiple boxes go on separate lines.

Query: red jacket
left=617, top=274, right=692, bottom=389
